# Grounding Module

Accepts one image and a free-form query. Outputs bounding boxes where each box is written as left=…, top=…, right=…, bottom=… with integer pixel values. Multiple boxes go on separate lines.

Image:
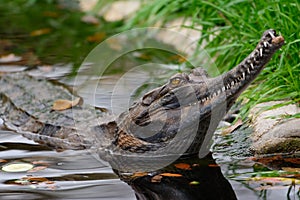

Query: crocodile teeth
left=250, top=63, right=254, bottom=70
left=263, top=41, right=268, bottom=47
left=259, top=48, right=263, bottom=57
left=231, top=81, right=235, bottom=86
left=269, top=31, right=275, bottom=38
left=242, top=72, right=245, bottom=79
left=222, top=86, right=226, bottom=92
left=247, top=68, right=250, bottom=74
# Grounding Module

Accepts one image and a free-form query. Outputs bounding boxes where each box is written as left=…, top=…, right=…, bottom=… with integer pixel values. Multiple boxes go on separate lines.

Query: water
left=0, top=64, right=299, bottom=199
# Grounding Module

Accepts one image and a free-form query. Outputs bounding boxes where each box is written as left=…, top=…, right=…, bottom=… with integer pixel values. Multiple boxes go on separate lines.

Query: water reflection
left=116, top=153, right=237, bottom=200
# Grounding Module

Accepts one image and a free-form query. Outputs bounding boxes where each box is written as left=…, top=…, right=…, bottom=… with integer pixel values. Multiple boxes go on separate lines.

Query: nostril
left=134, top=110, right=150, bottom=126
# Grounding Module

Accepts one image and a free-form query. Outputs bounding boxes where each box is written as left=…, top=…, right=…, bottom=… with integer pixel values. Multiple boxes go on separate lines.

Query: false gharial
left=0, top=29, right=284, bottom=171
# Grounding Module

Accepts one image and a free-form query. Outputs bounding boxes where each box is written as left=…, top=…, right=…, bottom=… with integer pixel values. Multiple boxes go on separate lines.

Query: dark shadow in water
left=116, top=153, right=237, bottom=200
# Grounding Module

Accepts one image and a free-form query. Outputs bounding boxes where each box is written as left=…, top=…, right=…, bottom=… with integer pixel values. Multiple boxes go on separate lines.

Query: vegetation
left=0, top=0, right=123, bottom=67
left=124, top=0, right=300, bottom=117
left=0, top=0, right=298, bottom=117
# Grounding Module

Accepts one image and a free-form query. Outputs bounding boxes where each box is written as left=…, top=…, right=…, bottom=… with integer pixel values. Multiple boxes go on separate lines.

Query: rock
left=249, top=101, right=300, bottom=154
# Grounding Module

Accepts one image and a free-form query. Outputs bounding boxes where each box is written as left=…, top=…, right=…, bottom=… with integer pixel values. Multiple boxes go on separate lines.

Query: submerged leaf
left=174, top=163, right=191, bottom=170
left=160, top=173, right=182, bottom=177
left=151, top=175, right=162, bottom=183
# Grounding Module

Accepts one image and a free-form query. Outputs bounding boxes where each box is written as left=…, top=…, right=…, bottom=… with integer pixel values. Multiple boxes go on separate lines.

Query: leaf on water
left=27, top=166, right=47, bottom=172
left=221, top=118, right=243, bottom=135
left=52, top=97, right=81, bottom=111
left=174, top=163, right=191, bottom=170
left=31, top=160, right=50, bottom=165
left=1, top=163, right=34, bottom=172
left=25, top=176, right=49, bottom=183
left=0, top=159, right=7, bottom=163
left=132, top=172, right=148, bottom=178
left=151, top=175, right=162, bottom=183
left=30, top=28, right=52, bottom=37
left=0, top=53, right=22, bottom=63
left=87, top=32, right=106, bottom=43
left=160, top=173, right=182, bottom=177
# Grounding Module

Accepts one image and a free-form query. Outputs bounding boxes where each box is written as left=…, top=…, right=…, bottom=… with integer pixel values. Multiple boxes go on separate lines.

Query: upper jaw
left=190, top=29, right=285, bottom=108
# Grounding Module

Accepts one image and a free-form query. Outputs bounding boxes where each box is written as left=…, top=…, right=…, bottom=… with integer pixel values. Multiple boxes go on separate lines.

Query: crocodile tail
left=0, top=93, right=91, bottom=151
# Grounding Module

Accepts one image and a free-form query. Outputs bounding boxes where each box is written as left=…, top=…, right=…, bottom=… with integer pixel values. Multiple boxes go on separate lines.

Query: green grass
left=123, top=0, right=300, bottom=117
left=0, top=0, right=123, bottom=68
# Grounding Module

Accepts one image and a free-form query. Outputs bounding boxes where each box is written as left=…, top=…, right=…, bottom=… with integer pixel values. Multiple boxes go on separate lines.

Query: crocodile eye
left=170, top=77, right=182, bottom=85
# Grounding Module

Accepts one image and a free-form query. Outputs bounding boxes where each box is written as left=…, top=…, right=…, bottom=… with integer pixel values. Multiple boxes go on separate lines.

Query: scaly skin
left=0, top=30, right=284, bottom=157
left=113, top=29, right=284, bottom=155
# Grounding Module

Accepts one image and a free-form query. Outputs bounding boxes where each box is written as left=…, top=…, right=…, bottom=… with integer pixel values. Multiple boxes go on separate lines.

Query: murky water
left=0, top=63, right=299, bottom=199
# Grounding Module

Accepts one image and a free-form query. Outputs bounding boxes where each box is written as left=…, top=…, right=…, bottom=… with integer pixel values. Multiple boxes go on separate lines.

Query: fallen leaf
left=43, top=11, right=59, bottom=18
left=151, top=175, right=162, bottom=183
left=87, top=32, right=106, bottom=43
left=2, top=163, right=34, bottom=172
left=174, top=163, right=191, bottom=170
left=0, top=53, right=22, bottom=63
left=221, top=118, right=243, bottom=135
left=81, top=15, right=99, bottom=25
left=132, top=172, right=148, bottom=178
left=0, top=159, right=7, bottom=163
left=52, top=97, right=81, bottom=111
left=28, top=166, right=47, bottom=172
left=30, top=28, right=51, bottom=37
left=160, top=173, right=182, bottom=177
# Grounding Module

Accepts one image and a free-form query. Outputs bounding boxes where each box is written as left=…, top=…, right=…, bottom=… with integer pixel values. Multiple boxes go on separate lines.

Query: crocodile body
left=0, top=30, right=284, bottom=171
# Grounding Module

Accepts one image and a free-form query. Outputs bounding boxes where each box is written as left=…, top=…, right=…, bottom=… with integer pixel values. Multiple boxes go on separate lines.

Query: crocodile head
left=113, top=29, right=284, bottom=156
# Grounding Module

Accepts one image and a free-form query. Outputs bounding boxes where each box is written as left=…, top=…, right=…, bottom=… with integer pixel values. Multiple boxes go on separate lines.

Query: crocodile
left=0, top=30, right=284, bottom=171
